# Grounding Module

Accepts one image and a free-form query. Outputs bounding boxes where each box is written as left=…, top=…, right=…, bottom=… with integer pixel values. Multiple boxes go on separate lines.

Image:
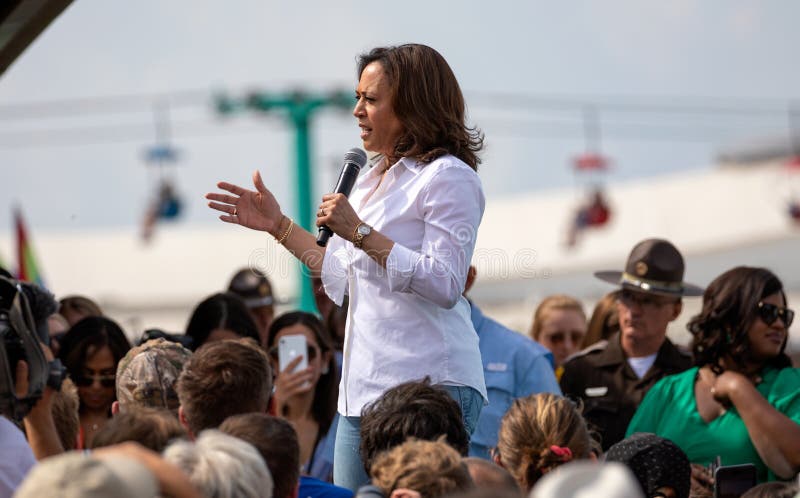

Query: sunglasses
left=757, top=302, right=794, bottom=328
left=74, top=373, right=116, bottom=388
left=267, top=344, right=319, bottom=362
left=543, top=330, right=585, bottom=346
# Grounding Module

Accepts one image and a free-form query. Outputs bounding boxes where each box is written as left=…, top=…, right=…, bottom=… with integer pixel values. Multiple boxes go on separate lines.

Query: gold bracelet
left=276, top=217, right=294, bottom=245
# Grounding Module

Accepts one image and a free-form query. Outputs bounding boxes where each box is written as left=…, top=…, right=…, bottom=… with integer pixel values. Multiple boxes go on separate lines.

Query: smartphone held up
left=278, top=334, right=309, bottom=375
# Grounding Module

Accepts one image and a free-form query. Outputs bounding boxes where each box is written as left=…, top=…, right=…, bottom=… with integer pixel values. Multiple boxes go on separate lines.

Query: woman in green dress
left=627, top=266, right=800, bottom=487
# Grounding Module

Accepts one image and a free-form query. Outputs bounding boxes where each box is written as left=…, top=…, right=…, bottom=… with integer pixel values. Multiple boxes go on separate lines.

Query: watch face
left=358, top=224, right=371, bottom=236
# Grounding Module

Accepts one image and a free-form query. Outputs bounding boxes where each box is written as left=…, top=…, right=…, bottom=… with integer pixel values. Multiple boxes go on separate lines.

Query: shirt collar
left=595, top=331, right=683, bottom=369
left=398, top=156, right=424, bottom=173
left=367, top=155, right=423, bottom=176
left=595, top=332, right=627, bottom=367
left=652, top=338, right=686, bottom=368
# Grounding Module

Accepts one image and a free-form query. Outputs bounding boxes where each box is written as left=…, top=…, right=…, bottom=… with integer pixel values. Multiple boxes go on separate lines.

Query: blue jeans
left=333, top=415, right=366, bottom=492
left=333, top=385, right=483, bottom=491
left=440, top=385, right=483, bottom=436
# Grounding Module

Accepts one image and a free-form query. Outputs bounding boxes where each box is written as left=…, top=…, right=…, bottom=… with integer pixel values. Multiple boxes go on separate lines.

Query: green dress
left=626, top=366, right=800, bottom=482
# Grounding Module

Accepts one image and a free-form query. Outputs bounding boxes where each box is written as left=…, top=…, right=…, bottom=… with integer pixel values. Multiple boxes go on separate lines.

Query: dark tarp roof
left=0, top=0, right=73, bottom=76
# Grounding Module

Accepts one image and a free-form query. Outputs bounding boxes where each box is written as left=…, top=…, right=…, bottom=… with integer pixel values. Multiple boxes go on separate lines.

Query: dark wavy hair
left=357, top=44, right=484, bottom=170
left=688, top=266, right=791, bottom=373
left=184, top=292, right=260, bottom=351
left=58, top=316, right=132, bottom=409
left=359, top=377, right=469, bottom=475
left=267, top=311, right=338, bottom=437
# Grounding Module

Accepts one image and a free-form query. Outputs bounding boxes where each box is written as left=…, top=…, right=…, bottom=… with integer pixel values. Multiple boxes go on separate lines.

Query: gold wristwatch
left=353, top=222, right=372, bottom=249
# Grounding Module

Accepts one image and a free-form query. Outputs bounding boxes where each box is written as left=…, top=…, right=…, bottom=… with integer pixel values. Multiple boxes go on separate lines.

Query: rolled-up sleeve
left=321, top=236, right=351, bottom=306
left=386, top=165, right=485, bottom=309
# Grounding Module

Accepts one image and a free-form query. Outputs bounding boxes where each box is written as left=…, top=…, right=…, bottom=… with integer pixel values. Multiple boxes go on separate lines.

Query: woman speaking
left=206, top=44, right=487, bottom=490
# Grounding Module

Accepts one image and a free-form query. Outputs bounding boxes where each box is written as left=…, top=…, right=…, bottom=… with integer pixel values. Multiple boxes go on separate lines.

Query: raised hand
left=206, top=171, right=283, bottom=235
left=710, top=370, right=753, bottom=406
left=272, top=356, right=315, bottom=419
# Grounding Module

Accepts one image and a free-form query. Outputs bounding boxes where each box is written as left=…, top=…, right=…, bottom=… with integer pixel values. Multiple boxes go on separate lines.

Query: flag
left=15, top=207, right=45, bottom=286
left=0, top=249, right=9, bottom=276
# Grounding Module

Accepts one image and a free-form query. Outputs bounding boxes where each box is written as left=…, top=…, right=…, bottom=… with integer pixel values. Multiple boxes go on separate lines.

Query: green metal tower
left=216, top=90, right=353, bottom=312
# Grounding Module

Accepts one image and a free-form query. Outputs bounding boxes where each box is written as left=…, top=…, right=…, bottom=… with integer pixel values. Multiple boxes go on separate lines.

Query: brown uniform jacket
left=559, top=331, right=691, bottom=451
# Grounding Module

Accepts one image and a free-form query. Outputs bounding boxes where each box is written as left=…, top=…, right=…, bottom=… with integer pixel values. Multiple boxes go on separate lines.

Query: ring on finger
left=319, top=208, right=326, bottom=217
left=233, top=208, right=238, bottom=216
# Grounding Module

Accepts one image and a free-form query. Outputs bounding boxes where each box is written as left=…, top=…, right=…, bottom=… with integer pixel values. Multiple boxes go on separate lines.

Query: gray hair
left=163, top=430, right=273, bottom=498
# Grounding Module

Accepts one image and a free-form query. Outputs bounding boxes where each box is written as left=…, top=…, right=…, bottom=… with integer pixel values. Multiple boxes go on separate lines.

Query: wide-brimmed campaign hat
left=594, top=238, right=704, bottom=297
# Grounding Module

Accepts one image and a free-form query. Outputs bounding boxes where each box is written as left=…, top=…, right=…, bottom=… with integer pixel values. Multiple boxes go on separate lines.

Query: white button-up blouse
left=321, top=154, right=488, bottom=416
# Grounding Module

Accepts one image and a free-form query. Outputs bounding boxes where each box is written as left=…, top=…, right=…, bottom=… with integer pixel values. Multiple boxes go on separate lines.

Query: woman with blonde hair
left=58, top=295, right=103, bottom=326
left=493, top=393, right=596, bottom=493
left=529, top=295, right=587, bottom=377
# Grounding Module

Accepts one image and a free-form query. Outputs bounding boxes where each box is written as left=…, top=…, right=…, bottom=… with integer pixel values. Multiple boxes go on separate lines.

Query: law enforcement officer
left=559, top=238, right=703, bottom=451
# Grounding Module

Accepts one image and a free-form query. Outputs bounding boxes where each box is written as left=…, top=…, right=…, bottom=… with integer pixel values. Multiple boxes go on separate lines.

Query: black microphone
left=317, top=148, right=368, bottom=246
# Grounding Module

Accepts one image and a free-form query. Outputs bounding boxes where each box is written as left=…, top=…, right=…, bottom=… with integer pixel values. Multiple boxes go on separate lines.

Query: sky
left=2, top=0, right=800, bottom=237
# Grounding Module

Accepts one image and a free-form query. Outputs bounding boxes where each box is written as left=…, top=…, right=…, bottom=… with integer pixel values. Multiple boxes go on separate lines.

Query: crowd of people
left=1, top=42, right=799, bottom=498
left=2, top=239, right=797, bottom=498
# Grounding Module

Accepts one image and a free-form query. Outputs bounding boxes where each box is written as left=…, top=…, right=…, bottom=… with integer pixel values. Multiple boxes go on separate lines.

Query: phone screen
left=714, top=464, right=757, bottom=498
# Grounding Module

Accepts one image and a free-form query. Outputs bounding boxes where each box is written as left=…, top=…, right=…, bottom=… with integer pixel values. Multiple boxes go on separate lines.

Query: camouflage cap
left=116, top=338, right=192, bottom=412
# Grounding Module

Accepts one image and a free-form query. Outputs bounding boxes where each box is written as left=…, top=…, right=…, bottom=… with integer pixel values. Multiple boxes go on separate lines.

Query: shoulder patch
left=486, top=362, right=508, bottom=372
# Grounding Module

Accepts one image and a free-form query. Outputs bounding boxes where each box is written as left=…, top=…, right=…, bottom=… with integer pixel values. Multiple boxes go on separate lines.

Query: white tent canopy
left=2, top=161, right=798, bottom=341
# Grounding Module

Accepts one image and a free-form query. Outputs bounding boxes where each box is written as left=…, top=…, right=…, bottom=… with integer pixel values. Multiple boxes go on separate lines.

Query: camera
left=0, top=275, right=50, bottom=421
